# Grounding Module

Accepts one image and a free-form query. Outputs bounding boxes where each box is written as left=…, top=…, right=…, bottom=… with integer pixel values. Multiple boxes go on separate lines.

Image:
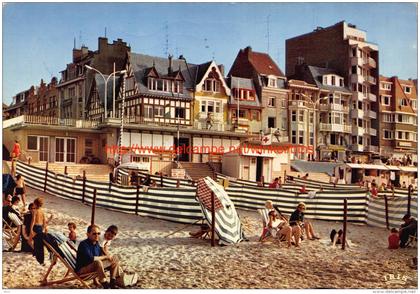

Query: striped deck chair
left=40, top=237, right=98, bottom=288
left=2, top=218, right=20, bottom=250
left=258, top=209, right=274, bottom=242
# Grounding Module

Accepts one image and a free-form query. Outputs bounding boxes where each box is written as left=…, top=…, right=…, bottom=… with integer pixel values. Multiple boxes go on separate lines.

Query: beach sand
left=2, top=187, right=417, bottom=289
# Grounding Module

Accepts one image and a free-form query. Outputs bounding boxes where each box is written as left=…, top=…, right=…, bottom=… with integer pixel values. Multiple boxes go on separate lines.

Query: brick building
left=27, top=77, right=59, bottom=117
left=379, top=76, right=417, bottom=160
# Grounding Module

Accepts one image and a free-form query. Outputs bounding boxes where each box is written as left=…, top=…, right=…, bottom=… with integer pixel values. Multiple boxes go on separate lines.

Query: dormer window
left=234, top=88, right=255, bottom=101
left=148, top=77, right=180, bottom=93
left=404, top=86, right=411, bottom=94
left=323, top=76, right=328, bottom=84
left=268, top=78, right=277, bottom=88
left=203, top=78, right=220, bottom=92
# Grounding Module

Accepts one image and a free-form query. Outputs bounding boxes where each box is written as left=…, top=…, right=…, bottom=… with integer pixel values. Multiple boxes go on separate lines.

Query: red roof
left=248, top=50, right=284, bottom=77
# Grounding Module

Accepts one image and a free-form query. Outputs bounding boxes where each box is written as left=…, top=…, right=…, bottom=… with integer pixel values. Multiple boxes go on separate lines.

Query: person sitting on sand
left=388, top=228, right=400, bottom=249
left=399, top=214, right=417, bottom=248
left=289, top=202, right=320, bottom=241
left=101, top=225, right=118, bottom=257
left=330, top=229, right=343, bottom=246
left=76, top=224, right=123, bottom=289
left=68, top=222, right=77, bottom=244
left=268, top=210, right=296, bottom=248
left=3, top=196, right=23, bottom=251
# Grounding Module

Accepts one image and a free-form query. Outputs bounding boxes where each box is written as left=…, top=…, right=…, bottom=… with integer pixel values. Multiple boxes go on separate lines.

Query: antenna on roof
left=73, top=37, right=76, bottom=49
left=79, top=31, right=82, bottom=48
left=164, top=21, right=169, bottom=56
left=266, top=15, right=271, bottom=54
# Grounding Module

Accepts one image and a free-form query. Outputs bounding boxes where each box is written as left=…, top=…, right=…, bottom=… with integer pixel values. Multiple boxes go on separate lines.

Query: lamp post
left=85, top=65, right=126, bottom=119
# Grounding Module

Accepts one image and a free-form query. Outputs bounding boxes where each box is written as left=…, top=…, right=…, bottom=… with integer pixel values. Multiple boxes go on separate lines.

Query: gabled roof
left=128, top=53, right=197, bottom=99
left=247, top=49, right=284, bottom=77
left=195, top=60, right=231, bottom=96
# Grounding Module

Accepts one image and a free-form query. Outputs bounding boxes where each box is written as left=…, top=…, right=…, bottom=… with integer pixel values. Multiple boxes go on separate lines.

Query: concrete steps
left=180, top=162, right=215, bottom=181
left=30, top=163, right=112, bottom=182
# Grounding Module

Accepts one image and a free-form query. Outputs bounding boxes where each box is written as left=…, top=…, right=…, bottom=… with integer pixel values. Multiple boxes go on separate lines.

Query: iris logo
left=383, top=273, right=409, bottom=285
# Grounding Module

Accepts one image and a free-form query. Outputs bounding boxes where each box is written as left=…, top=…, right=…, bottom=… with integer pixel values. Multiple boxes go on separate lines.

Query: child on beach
left=388, top=228, right=400, bottom=249
left=29, top=197, right=47, bottom=264
left=102, top=225, right=119, bottom=257
left=68, top=222, right=77, bottom=244
left=14, top=174, right=26, bottom=209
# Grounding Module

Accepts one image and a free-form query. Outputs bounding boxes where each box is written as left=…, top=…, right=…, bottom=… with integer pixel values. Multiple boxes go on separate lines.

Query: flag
left=261, top=135, right=272, bottom=145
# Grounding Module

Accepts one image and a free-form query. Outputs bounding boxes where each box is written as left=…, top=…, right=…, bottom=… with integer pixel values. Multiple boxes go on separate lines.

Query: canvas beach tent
left=196, top=176, right=244, bottom=245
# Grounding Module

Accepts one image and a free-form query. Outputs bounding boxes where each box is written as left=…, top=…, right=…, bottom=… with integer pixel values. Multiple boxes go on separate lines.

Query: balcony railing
left=3, top=115, right=99, bottom=128
left=363, top=145, right=379, bottom=153
left=319, top=123, right=352, bottom=133
left=368, top=93, right=377, bottom=102
left=368, top=110, right=377, bottom=119
left=351, top=109, right=364, bottom=119
left=368, top=76, right=376, bottom=85
left=368, top=57, right=377, bottom=68
left=369, top=127, right=377, bottom=136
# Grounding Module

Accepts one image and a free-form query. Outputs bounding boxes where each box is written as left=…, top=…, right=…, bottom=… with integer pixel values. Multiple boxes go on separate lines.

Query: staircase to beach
left=180, top=162, right=216, bottom=181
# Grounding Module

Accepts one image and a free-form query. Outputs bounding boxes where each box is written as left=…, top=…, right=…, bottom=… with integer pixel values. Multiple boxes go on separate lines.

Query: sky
left=2, top=2, right=418, bottom=105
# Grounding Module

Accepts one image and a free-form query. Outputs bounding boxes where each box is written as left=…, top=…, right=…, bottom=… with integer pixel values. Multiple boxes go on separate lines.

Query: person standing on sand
left=76, top=224, right=122, bottom=289
left=11, top=140, right=21, bottom=160
left=21, top=203, right=35, bottom=252
left=29, top=197, right=47, bottom=264
left=14, top=174, right=27, bottom=209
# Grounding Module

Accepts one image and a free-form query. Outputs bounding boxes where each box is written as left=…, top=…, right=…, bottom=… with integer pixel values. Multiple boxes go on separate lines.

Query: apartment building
left=292, top=63, right=352, bottom=161
left=379, top=76, right=417, bottom=160
left=228, top=46, right=289, bottom=141
left=57, top=37, right=130, bottom=120
left=286, top=21, right=379, bottom=160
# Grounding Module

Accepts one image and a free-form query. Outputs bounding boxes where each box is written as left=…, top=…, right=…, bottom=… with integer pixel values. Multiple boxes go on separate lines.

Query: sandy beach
left=2, top=187, right=417, bottom=289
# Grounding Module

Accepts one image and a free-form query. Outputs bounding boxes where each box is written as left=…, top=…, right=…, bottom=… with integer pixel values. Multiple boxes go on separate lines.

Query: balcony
left=353, top=92, right=366, bottom=101
left=368, top=93, right=377, bottom=102
left=367, top=76, right=376, bottom=85
left=352, top=126, right=365, bottom=136
left=350, top=74, right=364, bottom=84
left=369, top=127, right=377, bottom=136
left=351, top=56, right=364, bottom=67
left=352, top=144, right=364, bottom=152
left=319, top=123, right=352, bottom=133
left=368, top=57, right=377, bottom=68
left=363, top=145, right=379, bottom=153
left=288, top=100, right=310, bottom=108
left=319, top=104, right=349, bottom=112
left=351, top=108, right=364, bottom=119
left=368, top=110, right=377, bottom=119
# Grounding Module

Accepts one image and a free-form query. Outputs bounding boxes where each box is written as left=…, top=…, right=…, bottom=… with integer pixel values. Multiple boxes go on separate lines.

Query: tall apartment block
left=379, top=76, right=417, bottom=160
left=286, top=21, right=380, bottom=160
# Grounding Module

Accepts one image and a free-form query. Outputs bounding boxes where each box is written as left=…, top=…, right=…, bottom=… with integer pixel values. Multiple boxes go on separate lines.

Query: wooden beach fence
left=342, top=198, right=347, bottom=250
left=384, top=195, right=390, bottom=230
left=91, top=188, right=97, bottom=225
left=81, top=170, right=86, bottom=203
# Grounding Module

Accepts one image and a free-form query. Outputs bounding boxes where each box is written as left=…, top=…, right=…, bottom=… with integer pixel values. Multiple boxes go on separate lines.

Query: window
left=27, top=136, right=38, bottom=150
left=268, top=117, right=276, bottom=128
left=412, top=100, right=417, bottom=109
left=208, top=101, right=214, bottom=113
left=309, top=112, right=314, bottom=124
left=291, top=130, right=297, bottom=144
left=251, top=111, right=259, bottom=121
left=352, top=48, right=357, bottom=57
left=144, top=105, right=153, bottom=118
left=281, top=99, right=286, bottom=108
left=298, top=130, right=304, bottom=144
left=201, top=101, right=206, bottom=112
left=400, top=99, right=408, bottom=107
left=298, top=110, right=304, bottom=122
left=203, top=79, right=221, bottom=92
left=239, top=110, right=246, bottom=118
left=323, top=76, right=328, bottom=84
left=383, top=130, right=393, bottom=140
left=383, top=114, right=394, bottom=123
left=215, top=102, right=221, bottom=113
left=268, top=97, right=275, bottom=107
left=175, top=107, right=185, bottom=119
left=404, top=86, right=411, bottom=94
left=282, top=116, right=287, bottom=130
left=380, top=83, right=392, bottom=91
left=381, top=95, right=390, bottom=106
left=331, top=76, right=336, bottom=85
left=268, top=78, right=276, bottom=88
left=291, top=111, right=296, bottom=122
left=339, top=79, right=344, bottom=87
left=126, top=77, right=135, bottom=91
left=68, top=87, right=75, bottom=98
left=154, top=106, right=164, bottom=117
left=309, top=132, right=314, bottom=145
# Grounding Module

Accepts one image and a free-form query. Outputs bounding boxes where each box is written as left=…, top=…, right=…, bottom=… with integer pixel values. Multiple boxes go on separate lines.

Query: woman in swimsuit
left=14, top=174, right=26, bottom=208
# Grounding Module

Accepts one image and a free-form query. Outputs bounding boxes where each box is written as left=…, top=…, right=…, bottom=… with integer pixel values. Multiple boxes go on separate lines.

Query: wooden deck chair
left=2, top=218, right=20, bottom=250
left=258, top=209, right=287, bottom=243
left=40, top=239, right=99, bottom=288
left=407, top=232, right=418, bottom=248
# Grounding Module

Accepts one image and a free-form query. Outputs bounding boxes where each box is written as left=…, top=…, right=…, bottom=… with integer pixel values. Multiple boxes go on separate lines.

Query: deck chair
left=2, top=218, right=20, bottom=250
left=40, top=236, right=99, bottom=288
left=407, top=232, right=418, bottom=248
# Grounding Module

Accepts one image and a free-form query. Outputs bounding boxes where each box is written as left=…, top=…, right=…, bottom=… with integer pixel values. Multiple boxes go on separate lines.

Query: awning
left=399, top=166, right=418, bottom=173
left=346, top=163, right=389, bottom=170
left=385, top=166, right=400, bottom=171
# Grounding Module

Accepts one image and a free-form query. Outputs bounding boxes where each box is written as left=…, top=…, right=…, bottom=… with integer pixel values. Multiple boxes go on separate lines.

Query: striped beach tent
left=196, top=177, right=244, bottom=245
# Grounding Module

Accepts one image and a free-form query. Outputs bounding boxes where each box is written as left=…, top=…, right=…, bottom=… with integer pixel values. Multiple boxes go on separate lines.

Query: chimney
left=98, top=37, right=108, bottom=52
left=168, top=54, right=173, bottom=75
left=244, top=46, right=252, bottom=56
left=218, top=64, right=225, bottom=76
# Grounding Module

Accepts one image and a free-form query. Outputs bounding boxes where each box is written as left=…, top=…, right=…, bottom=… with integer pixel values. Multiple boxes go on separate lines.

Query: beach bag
left=117, top=271, right=138, bottom=287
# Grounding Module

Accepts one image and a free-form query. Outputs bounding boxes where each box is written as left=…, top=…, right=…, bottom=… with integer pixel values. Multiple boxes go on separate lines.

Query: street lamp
left=85, top=64, right=126, bottom=119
